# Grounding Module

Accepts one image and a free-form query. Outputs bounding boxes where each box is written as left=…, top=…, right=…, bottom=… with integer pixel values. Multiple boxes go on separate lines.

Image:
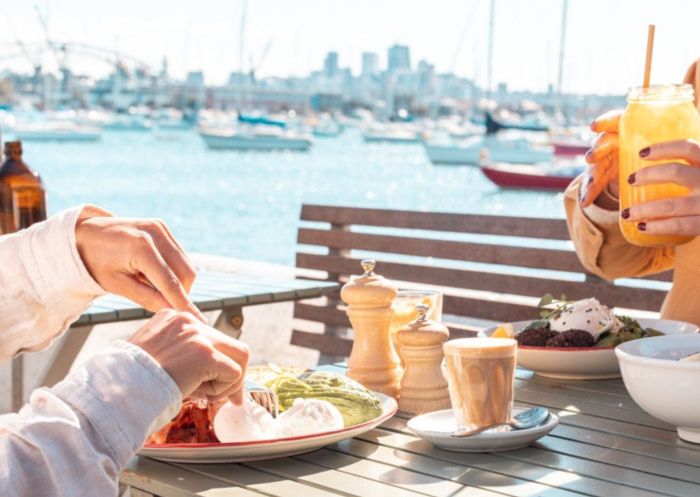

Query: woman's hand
left=623, top=139, right=700, bottom=236
left=129, top=310, right=249, bottom=404
left=75, top=210, right=204, bottom=320
left=580, top=109, right=622, bottom=208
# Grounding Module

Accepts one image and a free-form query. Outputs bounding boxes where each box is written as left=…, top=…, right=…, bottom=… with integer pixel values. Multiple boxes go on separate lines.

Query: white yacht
left=424, top=135, right=553, bottom=166
left=104, top=113, right=153, bottom=131
left=312, top=119, right=343, bottom=138
left=13, top=121, right=101, bottom=142
left=154, top=109, right=191, bottom=131
left=199, top=125, right=312, bottom=151
left=362, top=124, right=421, bottom=144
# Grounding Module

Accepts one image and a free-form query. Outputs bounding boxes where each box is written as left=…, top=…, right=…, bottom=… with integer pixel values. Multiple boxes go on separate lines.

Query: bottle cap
left=4, top=141, right=21, bottom=160
left=340, top=259, right=397, bottom=307
left=397, top=303, right=449, bottom=346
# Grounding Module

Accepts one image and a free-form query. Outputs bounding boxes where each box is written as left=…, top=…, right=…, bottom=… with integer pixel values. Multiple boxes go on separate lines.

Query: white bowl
left=483, top=319, right=698, bottom=380
left=616, top=334, right=700, bottom=443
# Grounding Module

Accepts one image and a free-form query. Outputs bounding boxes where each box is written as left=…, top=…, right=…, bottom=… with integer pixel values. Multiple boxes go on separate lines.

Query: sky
left=1, top=0, right=700, bottom=95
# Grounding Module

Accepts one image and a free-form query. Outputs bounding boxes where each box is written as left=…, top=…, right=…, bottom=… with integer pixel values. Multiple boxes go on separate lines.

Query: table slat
left=319, top=441, right=577, bottom=497
left=360, top=427, right=666, bottom=497
left=169, top=461, right=342, bottom=497
left=122, top=458, right=265, bottom=497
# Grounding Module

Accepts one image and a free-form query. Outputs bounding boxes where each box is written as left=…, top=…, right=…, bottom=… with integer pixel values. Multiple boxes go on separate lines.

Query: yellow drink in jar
left=389, top=291, right=442, bottom=367
left=619, top=84, right=700, bottom=246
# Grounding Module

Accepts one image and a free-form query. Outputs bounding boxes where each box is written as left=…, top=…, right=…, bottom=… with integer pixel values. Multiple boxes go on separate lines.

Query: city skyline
left=1, top=0, right=700, bottom=95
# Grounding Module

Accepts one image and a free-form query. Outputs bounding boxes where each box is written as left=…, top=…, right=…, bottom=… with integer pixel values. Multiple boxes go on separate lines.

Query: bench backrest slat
left=301, top=204, right=572, bottom=239
left=294, top=204, right=672, bottom=362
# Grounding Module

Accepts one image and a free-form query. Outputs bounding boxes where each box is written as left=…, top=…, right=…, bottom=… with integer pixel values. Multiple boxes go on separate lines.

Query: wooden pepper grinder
left=341, top=259, right=401, bottom=399
left=397, top=303, right=451, bottom=414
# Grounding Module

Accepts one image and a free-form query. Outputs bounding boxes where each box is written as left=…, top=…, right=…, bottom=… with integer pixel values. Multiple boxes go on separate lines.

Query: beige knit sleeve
left=564, top=175, right=675, bottom=280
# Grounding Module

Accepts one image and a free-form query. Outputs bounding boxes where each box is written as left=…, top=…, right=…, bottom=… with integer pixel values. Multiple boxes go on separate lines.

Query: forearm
left=0, top=206, right=108, bottom=362
left=0, top=341, right=181, bottom=497
left=564, top=175, right=674, bottom=279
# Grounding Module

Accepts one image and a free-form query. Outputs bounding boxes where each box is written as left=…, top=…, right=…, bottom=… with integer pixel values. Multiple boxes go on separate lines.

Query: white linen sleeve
left=0, top=205, right=107, bottom=362
left=0, top=340, right=182, bottom=497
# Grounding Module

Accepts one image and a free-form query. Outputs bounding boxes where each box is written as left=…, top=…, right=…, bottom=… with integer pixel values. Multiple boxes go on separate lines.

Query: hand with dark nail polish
left=579, top=109, right=622, bottom=208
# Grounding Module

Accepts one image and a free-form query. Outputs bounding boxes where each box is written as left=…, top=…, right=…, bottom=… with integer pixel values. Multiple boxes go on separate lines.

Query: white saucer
left=407, top=407, right=558, bottom=452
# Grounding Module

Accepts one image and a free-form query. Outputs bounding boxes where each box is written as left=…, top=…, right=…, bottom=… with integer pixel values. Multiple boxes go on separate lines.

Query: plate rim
left=142, top=392, right=397, bottom=451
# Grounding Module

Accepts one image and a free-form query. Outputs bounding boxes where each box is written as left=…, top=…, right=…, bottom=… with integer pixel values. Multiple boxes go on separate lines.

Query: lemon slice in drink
left=491, top=323, right=515, bottom=339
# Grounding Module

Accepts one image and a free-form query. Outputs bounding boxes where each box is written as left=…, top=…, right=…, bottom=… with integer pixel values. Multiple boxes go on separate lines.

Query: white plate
left=483, top=318, right=698, bottom=380
left=407, top=406, right=558, bottom=452
left=139, top=393, right=397, bottom=463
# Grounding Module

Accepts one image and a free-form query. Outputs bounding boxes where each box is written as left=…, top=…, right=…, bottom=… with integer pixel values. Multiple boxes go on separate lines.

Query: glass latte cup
left=619, top=84, right=700, bottom=247
left=442, top=337, right=517, bottom=430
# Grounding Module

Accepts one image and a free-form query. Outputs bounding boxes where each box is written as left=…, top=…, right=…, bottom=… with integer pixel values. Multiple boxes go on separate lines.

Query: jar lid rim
left=627, top=83, right=694, bottom=101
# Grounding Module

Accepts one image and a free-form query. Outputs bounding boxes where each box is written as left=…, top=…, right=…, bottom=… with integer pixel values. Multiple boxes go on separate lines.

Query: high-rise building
left=186, top=71, right=204, bottom=87
left=324, top=51, right=339, bottom=78
left=361, top=52, right=379, bottom=77
left=417, top=59, right=435, bottom=92
left=387, top=44, right=411, bottom=73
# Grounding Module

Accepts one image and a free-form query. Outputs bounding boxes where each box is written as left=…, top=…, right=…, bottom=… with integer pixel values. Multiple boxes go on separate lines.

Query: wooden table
left=11, top=271, right=338, bottom=411
left=122, top=365, right=700, bottom=497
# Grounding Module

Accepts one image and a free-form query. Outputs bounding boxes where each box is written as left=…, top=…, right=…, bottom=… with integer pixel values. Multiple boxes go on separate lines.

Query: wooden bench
left=291, top=204, right=672, bottom=363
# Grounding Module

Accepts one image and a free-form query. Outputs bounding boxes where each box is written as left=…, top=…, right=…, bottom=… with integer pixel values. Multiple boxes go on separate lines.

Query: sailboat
left=14, top=120, right=101, bottom=142
left=200, top=124, right=312, bottom=151
left=424, top=134, right=553, bottom=166
left=200, top=1, right=312, bottom=152
left=480, top=161, right=582, bottom=190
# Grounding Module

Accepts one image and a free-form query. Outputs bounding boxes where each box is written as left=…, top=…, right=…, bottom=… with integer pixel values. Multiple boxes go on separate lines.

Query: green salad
left=264, top=369, right=383, bottom=427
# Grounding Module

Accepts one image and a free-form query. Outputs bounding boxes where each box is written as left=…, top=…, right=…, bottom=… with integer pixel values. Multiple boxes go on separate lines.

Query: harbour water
left=24, top=128, right=567, bottom=266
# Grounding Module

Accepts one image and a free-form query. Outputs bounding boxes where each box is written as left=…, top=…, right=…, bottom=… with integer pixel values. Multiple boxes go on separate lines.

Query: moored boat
left=362, top=124, right=421, bottom=144
left=313, top=119, right=343, bottom=138
left=485, top=111, right=550, bottom=134
left=13, top=121, right=102, bottom=142
left=104, top=114, right=153, bottom=131
left=552, top=141, right=590, bottom=156
left=424, top=135, right=553, bottom=166
left=199, top=126, right=312, bottom=151
left=480, top=162, right=583, bottom=190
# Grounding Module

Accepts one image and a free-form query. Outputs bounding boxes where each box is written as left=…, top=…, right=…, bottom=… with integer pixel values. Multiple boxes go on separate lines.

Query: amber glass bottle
left=0, top=141, right=47, bottom=234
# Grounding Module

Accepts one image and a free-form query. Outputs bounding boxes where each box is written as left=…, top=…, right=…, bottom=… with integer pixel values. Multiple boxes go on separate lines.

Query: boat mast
left=486, top=0, right=495, bottom=100
left=555, top=0, right=569, bottom=119
left=238, top=0, right=247, bottom=113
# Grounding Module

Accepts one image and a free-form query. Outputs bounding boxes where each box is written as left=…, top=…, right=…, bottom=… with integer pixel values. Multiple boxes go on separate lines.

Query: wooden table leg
left=40, top=324, right=95, bottom=389
left=213, top=306, right=243, bottom=339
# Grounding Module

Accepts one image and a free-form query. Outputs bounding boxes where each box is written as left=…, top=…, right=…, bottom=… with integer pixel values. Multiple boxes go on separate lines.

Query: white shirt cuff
left=51, top=340, right=182, bottom=467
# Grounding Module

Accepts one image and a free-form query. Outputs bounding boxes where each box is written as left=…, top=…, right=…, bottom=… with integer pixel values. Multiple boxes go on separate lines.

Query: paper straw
left=643, top=25, right=655, bottom=88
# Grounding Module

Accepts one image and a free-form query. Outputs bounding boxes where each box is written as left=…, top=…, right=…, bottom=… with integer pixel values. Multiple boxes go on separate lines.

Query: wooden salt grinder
left=397, top=303, right=451, bottom=414
left=341, top=259, right=401, bottom=399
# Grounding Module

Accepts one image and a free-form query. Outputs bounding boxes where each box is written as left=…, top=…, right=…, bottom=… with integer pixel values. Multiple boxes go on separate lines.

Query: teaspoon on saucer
left=451, top=407, right=549, bottom=438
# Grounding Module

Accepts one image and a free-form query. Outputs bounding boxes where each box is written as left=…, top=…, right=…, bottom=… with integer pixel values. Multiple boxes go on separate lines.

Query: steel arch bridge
left=0, top=41, right=158, bottom=76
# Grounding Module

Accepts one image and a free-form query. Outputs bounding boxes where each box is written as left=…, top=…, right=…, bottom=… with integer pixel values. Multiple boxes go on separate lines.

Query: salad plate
left=140, top=392, right=397, bottom=463
left=484, top=318, right=698, bottom=379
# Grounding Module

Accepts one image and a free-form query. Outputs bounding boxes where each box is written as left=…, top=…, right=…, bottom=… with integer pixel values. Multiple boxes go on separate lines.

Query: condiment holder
left=397, top=303, right=451, bottom=414
left=341, top=259, right=401, bottom=399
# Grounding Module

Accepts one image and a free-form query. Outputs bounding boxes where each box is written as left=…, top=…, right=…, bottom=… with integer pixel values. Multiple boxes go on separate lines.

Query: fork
left=244, top=379, right=279, bottom=418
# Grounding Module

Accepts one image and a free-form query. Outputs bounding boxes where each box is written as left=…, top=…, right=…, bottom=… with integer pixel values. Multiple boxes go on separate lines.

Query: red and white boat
left=552, top=139, right=590, bottom=157
left=480, top=162, right=583, bottom=191
left=550, top=129, right=593, bottom=157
